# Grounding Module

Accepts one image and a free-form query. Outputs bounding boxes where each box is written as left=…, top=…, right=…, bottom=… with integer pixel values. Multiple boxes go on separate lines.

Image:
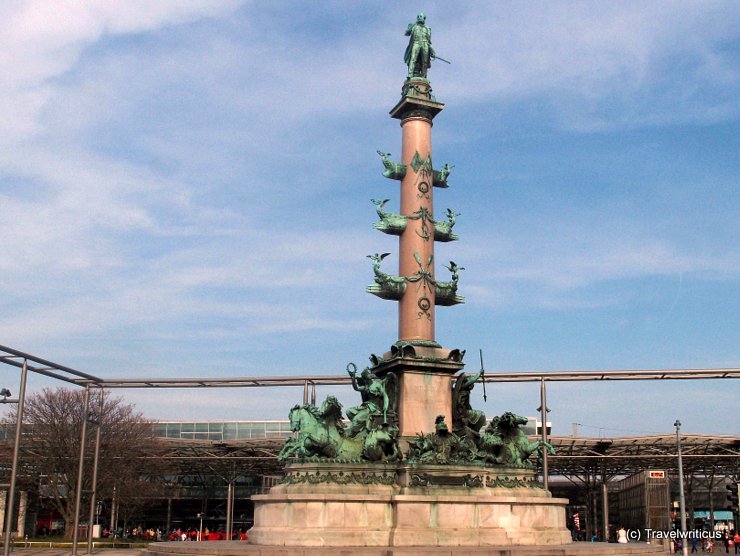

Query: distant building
left=151, top=420, right=293, bottom=441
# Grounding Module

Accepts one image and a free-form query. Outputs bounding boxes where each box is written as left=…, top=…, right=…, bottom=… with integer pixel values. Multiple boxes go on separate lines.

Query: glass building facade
left=150, top=420, right=293, bottom=441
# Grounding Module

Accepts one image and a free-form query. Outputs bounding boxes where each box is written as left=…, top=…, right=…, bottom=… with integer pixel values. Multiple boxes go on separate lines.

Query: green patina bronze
left=277, top=369, right=552, bottom=469
left=433, top=163, right=454, bottom=188
left=278, top=395, right=400, bottom=463
left=377, top=150, right=450, bottom=186
left=448, top=373, right=555, bottom=467
left=434, top=208, right=460, bottom=242
left=377, top=151, right=407, bottom=180
left=371, top=200, right=458, bottom=242
left=405, top=369, right=555, bottom=467
left=409, top=472, right=484, bottom=488
left=366, top=252, right=407, bottom=301
left=452, top=369, right=487, bottom=443
left=368, top=343, right=463, bottom=367
left=409, top=206, right=460, bottom=242
left=372, top=199, right=407, bottom=236
left=402, top=77, right=436, bottom=102
left=478, top=412, right=556, bottom=468
left=406, top=415, right=475, bottom=465
left=411, top=206, right=433, bottom=241
left=346, top=363, right=398, bottom=435
left=410, top=151, right=431, bottom=174
left=280, top=470, right=398, bottom=487
left=406, top=410, right=556, bottom=468
left=404, top=13, right=434, bottom=79
left=367, top=251, right=463, bottom=305
left=402, top=151, right=455, bottom=189
left=434, top=259, right=465, bottom=306
left=488, top=476, right=544, bottom=489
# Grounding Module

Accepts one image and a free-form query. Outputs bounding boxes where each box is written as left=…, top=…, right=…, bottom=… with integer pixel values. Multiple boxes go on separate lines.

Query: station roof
left=148, top=433, right=740, bottom=482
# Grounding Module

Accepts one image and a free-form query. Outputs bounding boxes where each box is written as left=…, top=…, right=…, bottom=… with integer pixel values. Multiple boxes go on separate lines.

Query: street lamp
left=537, top=378, right=551, bottom=490
left=86, top=391, right=104, bottom=555
left=675, top=420, right=688, bottom=556
left=3, top=361, right=28, bottom=556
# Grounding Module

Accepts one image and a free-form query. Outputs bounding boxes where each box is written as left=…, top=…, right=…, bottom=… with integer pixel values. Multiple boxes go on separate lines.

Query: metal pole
left=165, top=497, right=172, bottom=536
left=86, top=390, right=104, bottom=554
left=71, top=386, right=90, bottom=556
left=109, top=485, right=116, bottom=534
left=539, top=378, right=549, bottom=490
left=225, top=482, right=234, bottom=540
left=675, top=419, right=688, bottom=556
left=3, top=359, right=28, bottom=556
left=310, top=383, right=316, bottom=406
left=602, top=480, right=610, bottom=542
left=113, top=492, right=118, bottom=536
left=302, top=381, right=308, bottom=404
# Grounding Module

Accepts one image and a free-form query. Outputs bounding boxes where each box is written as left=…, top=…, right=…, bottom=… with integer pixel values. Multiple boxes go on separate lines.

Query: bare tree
left=4, top=388, right=167, bottom=538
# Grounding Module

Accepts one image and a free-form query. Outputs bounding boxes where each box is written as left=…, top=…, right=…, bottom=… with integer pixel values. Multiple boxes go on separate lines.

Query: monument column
left=366, top=14, right=464, bottom=437
left=375, top=63, right=462, bottom=436
left=398, top=113, right=435, bottom=342
left=250, top=15, right=572, bottom=550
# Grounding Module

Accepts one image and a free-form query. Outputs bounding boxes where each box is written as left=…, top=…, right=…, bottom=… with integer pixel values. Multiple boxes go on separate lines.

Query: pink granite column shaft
left=398, top=115, right=435, bottom=343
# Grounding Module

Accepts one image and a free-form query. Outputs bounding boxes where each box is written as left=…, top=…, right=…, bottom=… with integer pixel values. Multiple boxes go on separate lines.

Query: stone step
left=147, top=540, right=668, bottom=556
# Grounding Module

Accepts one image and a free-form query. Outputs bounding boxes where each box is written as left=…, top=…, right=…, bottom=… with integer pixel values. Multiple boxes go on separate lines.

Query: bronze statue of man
left=404, top=13, right=435, bottom=79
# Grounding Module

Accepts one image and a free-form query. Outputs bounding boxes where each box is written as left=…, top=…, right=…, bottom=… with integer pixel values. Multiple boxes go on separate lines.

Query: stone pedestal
left=148, top=540, right=668, bottom=556
left=371, top=343, right=464, bottom=436
left=398, top=370, right=453, bottom=436
left=249, top=462, right=571, bottom=548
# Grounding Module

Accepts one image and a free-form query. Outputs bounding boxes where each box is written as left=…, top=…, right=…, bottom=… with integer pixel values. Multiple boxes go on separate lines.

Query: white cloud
left=0, top=2, right=737, bottom=435
left=457, top=215, right=740, bottom=311
left=0, top=1, right=244, bottom=144
left=436, top=3, right=740, bottom=129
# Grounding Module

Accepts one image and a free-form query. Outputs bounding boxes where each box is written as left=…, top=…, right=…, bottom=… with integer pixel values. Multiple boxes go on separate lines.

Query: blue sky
left=1, top=1, right=738, bottom=436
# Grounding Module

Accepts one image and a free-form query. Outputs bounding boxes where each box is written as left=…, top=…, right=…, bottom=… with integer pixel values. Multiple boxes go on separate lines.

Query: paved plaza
left=7, top=550, right=145, bottom=556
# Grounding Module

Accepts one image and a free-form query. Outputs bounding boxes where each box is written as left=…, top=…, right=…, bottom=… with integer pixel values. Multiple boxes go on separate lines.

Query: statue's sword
left=479, top=349, right=487, bottom=402
left=432, top=54, right=451, bottom=64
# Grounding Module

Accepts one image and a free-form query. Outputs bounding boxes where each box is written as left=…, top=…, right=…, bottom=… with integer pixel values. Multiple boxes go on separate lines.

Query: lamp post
left=3, top=360, right=28, bottom=556
left=538, top=378, right=550, bottom=490
left=71, top=386, right=91, bottom=556
left=675, top=419, right=688, bottom=556
left=86, top=390, right=104, bottom=554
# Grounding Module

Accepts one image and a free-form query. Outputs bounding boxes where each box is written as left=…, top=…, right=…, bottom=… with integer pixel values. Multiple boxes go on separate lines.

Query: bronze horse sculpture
left=278, top=397, right=399, bottom=463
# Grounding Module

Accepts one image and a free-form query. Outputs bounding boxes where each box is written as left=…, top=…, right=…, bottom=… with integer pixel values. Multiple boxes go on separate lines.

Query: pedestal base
left=148, top=542, right=668, bottom=556
left=248, top=463, right=571, bottom=548
left=371, top=343, right=464, bottom=436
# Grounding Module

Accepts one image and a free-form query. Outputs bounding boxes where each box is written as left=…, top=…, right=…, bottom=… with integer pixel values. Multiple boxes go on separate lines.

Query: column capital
left=390, top=78, right=444, bottom=121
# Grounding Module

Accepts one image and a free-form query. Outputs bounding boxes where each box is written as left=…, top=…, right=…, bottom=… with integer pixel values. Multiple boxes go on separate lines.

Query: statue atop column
left=404, top=13, right=434, bottom=79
